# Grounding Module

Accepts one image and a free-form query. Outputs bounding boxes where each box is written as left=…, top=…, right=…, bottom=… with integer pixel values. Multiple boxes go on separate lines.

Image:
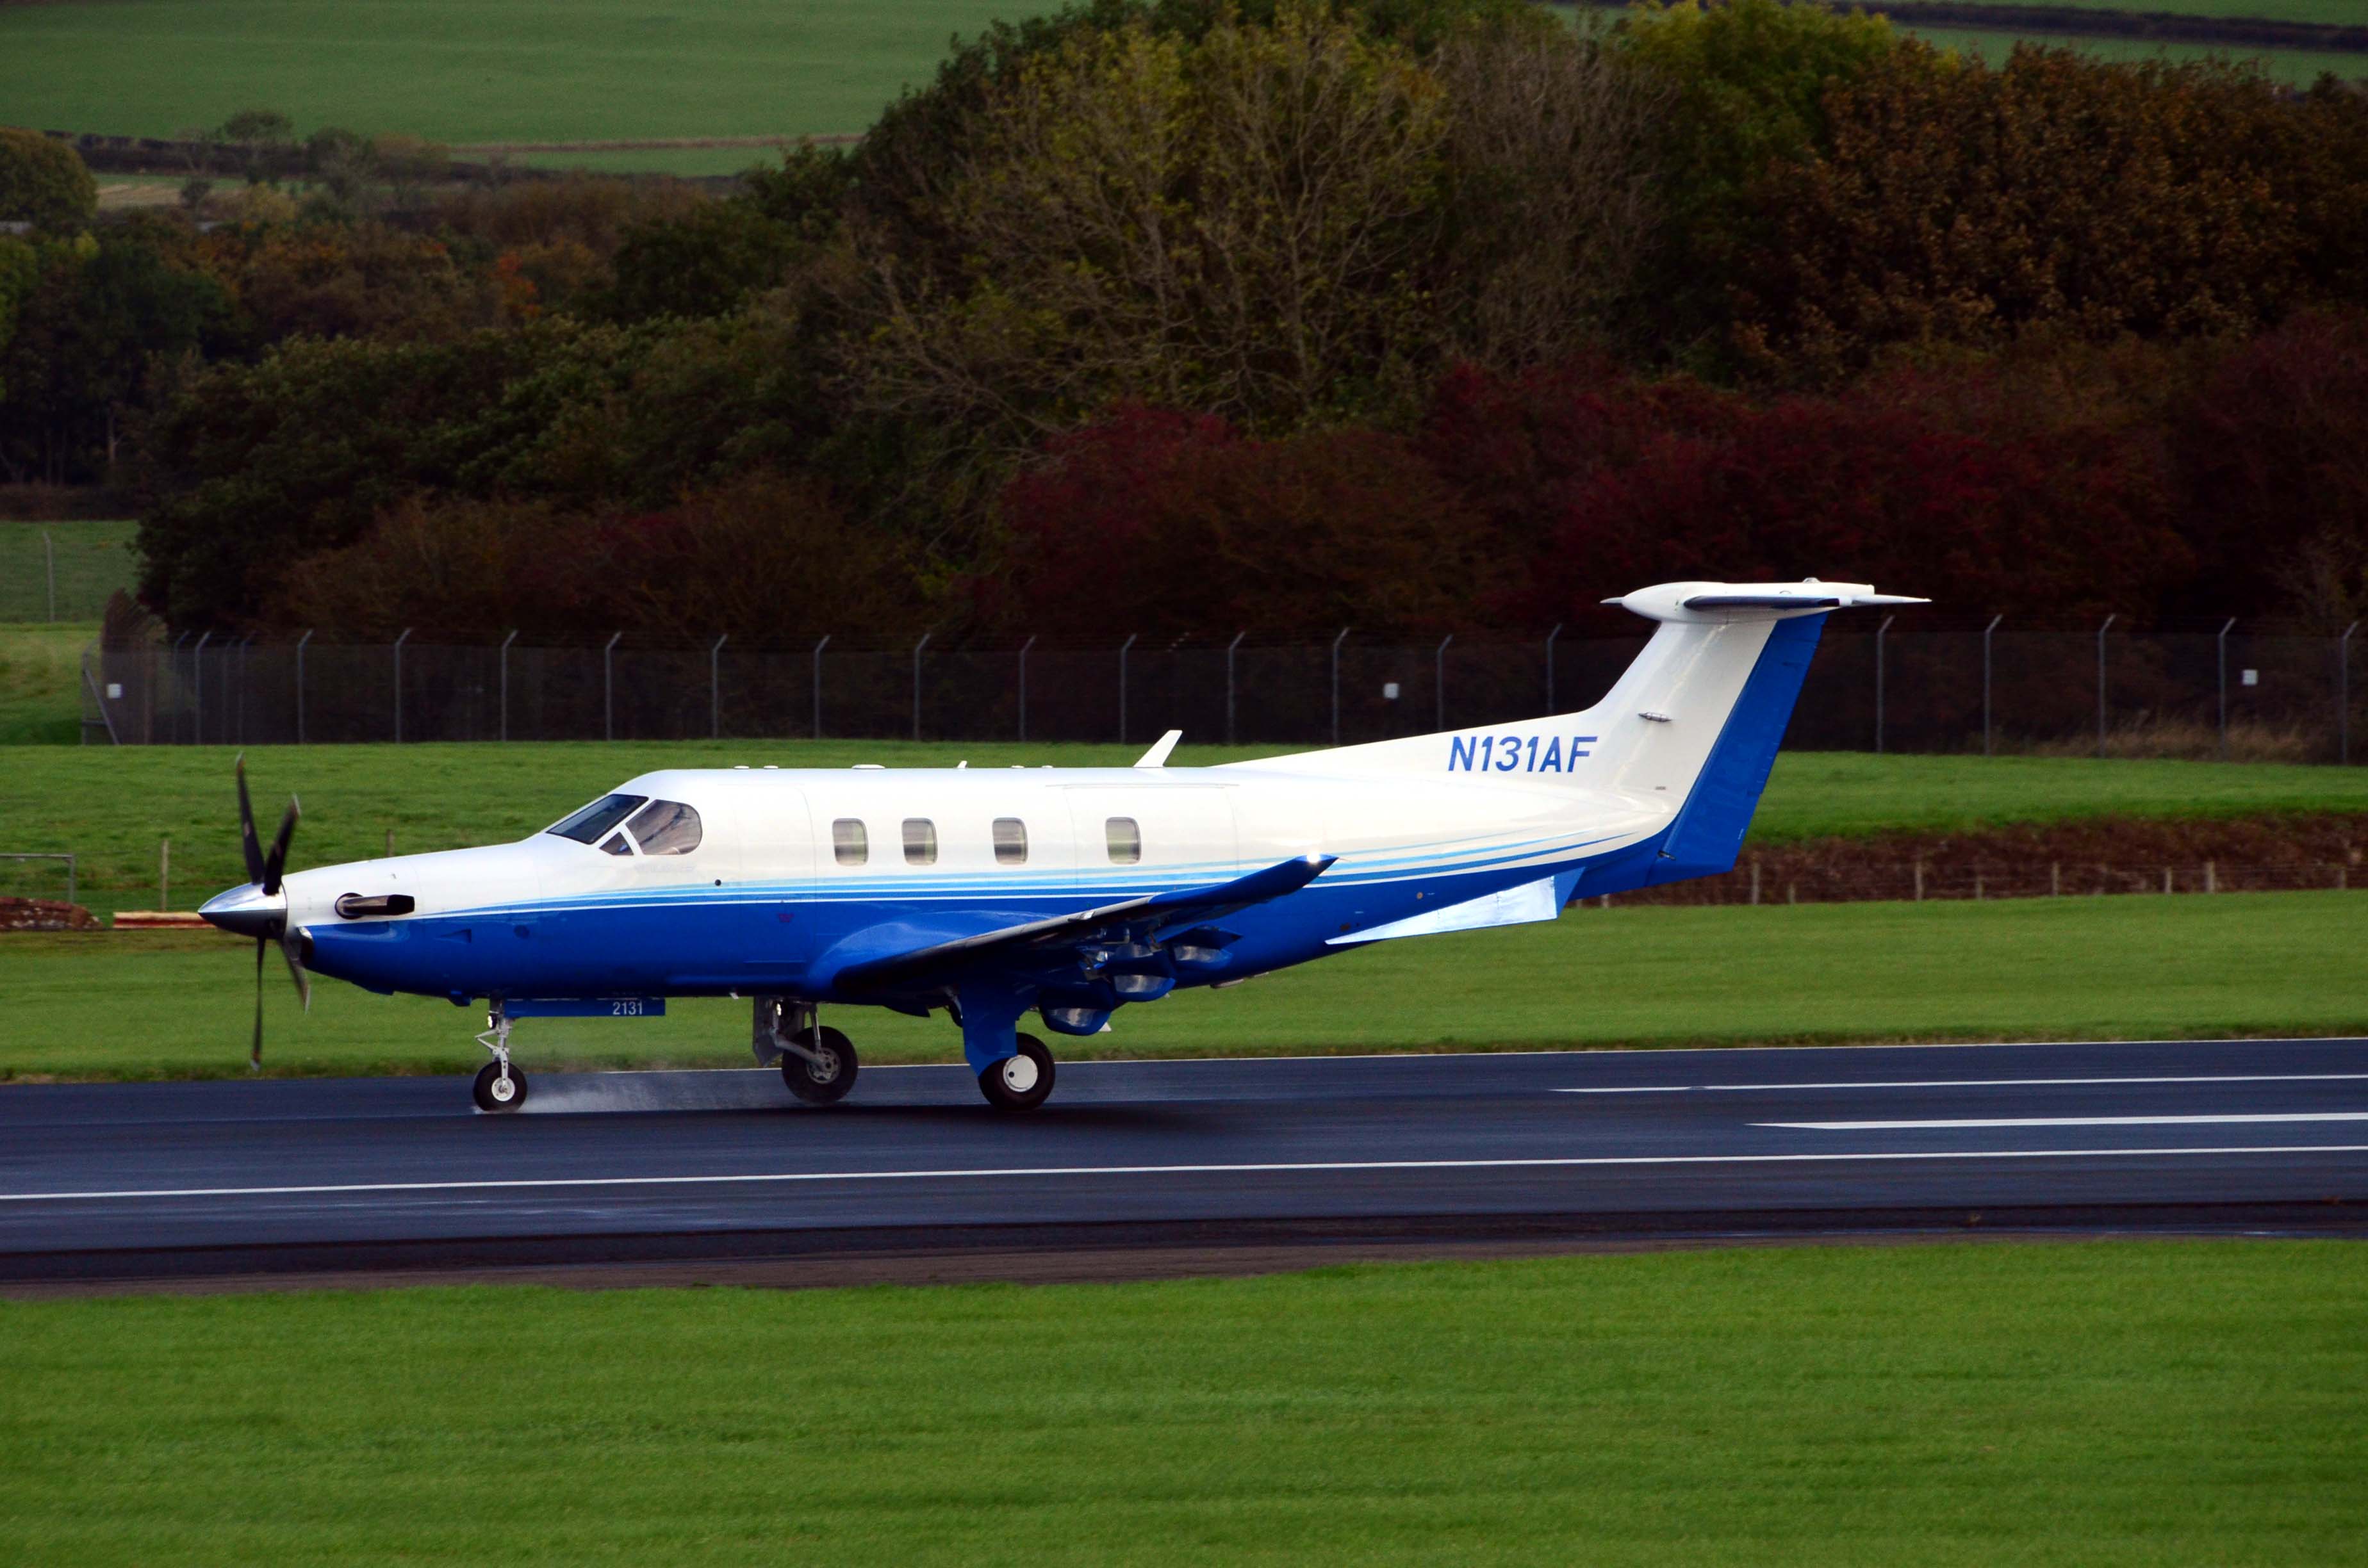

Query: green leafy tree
left=0, top=128, right=98, bottom=231
left=1729, top=47, right=2323, bottom=384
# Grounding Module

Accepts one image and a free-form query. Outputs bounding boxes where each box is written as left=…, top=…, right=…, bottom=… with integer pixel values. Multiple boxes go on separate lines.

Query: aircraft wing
left=829, top=853, right=1335, bottom=996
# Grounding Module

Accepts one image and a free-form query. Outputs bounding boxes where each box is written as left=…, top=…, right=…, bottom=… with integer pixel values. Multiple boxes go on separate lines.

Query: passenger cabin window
left=1106, top=816, right=1141, bottom=864
left=548, top=793, right=646, bottom=844
left=903, top=819, right=938, bottom=865
left=833, top=819, right=868, bottom=866
left=622, top=799, right=702, bottom=856
left=993, top=817, right=1028, bottom=865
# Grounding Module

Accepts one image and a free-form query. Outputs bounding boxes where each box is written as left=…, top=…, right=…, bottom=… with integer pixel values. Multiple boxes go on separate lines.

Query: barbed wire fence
left=81, top=603, right=2367, bottom=763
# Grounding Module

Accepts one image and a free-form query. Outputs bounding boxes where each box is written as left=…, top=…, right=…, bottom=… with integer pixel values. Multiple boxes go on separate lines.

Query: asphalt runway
left=5, top=1038, right=2365, bottom=1289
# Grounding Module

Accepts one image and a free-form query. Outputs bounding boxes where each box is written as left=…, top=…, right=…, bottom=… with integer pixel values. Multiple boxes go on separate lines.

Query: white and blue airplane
left=202, top=579, right=1920, bottom=1113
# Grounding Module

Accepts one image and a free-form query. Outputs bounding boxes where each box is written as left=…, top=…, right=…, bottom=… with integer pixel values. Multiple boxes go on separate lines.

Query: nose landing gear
left=473, top=1008, right=529, bottom=1113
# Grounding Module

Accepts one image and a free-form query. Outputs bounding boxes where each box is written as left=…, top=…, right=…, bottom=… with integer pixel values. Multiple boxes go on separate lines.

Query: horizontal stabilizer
left=1326, top=873, right=1568, bottom=946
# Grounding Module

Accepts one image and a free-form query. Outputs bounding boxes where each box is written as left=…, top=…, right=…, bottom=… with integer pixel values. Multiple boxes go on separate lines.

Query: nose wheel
left=978, top=1033, right=1055, bottom=1113
left=473, top=1060, right=529, bottom=1113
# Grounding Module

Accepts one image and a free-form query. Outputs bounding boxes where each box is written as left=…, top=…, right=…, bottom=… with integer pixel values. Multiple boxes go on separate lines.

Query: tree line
left=2, top=0, right=2365, bottom=642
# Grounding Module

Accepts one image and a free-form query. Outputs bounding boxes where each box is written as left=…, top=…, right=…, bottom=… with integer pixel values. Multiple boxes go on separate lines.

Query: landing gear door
left=1064, top=785, right=1240, bottom=892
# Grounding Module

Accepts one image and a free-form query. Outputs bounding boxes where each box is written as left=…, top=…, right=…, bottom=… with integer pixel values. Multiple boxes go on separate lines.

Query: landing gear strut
left=977, top=1033, right=1055, bottom=1113
left=755, top=997, right=859, bottom=1105
left=473, top=1008, right=529, bottom=1113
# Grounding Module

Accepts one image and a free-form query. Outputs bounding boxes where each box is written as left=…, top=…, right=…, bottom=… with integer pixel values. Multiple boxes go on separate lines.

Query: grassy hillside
left=4, top=890, right=2360, bottom=1079
left=0, top=0, right=1016, bottom=162
left=0, top=522, right=138, bottom=623
left=0, top=625, right=97, bottom=746
left=1906, top=26, right=2362, bottom=83
left=5, top=1243, right=2363, bottom=1565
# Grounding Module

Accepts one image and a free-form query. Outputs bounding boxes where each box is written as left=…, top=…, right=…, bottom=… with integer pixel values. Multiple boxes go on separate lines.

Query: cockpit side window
left=623, top=799, right=702, bottom=856
left=548, top=793, right=647, bottom=844
left=599, top=831, right=634, bottom=856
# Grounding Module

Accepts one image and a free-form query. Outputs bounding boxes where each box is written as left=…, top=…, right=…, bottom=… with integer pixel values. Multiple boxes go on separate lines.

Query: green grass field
left=0, top=624, right=97, bottom=746
left=6, top=740, right=2367, bottom=913
left=0, top=0, right=1015, bottom=156
left=1909, top=24, right=2362, bottom=83
left=3, top=891, right=2359, bottom=1079
left=0, top=521, right=138, bottom=623
left=4, top=1242, right=2363, bottom=1565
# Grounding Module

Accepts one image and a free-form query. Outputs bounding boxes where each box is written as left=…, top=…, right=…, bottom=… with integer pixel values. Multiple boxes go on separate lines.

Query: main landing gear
left=755, top=997, right=859, bottom=1105
left=977, top=1033, right=1055, bottom=1113
left=473, top=1009, right=529, bottom=1113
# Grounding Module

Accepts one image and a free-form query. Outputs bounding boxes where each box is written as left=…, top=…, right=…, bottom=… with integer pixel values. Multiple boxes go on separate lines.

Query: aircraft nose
left=199, top=883, right=284, bottom=938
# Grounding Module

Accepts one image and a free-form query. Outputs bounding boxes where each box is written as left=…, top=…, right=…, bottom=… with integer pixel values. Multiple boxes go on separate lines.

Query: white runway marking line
left=1765, top=1113, right=2368, bottom=1131
left=4, top=1145, right=2367, bottom=1204
left=1556, top=1074, right=2368, bottom=1095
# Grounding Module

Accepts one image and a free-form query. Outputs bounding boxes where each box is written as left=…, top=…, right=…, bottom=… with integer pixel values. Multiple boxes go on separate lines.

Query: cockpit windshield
left=547, top=793, right=704, bottom=856
left=623, top=799, right=702, bottom=856
left=548, top=794, right=646, bottom=844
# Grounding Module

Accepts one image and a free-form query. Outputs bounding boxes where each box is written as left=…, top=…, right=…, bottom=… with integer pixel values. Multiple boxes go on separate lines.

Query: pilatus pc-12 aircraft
left=202, top=580, right=1921, bottom=1114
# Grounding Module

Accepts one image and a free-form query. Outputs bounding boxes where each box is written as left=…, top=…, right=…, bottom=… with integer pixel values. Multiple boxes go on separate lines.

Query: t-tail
left=1237, top=579, right=1926, bottom=885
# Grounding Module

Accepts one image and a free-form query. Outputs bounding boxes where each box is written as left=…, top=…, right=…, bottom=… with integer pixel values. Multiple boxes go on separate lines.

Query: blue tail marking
left=1643, top=614, right=1828, bottom=886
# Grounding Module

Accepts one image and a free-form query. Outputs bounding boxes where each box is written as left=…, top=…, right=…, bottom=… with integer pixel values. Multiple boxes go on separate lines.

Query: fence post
left=602, top=630, right=620, bottom=742
left=1113, top=633, right=1138, bottom=744
left=192, top=631, right=210, bottom=746
left=1435, top=634, right=1453, bottom=731
left=498, top=630, right=516, bottom=742
left=294, top=629, right=313, bottom=745
left=1545, top=623, right=1563, bottom=714
left=169, top=632, right=188, bottom=745
left=2216, top=617, right=2237, bottom=761
left=710, top=633, right=728, bottom=740
left=1226, top=632, right=1244, bottom=746
left=44, top=530, right=55, bottom=621
left=235, top=635, right=252, bottom=746
left=1015, top=635, right=1036, bottom=742
left=2095, top=614, right=2117, bottom=758
left=2343, top=621, right=2360, bottom=766
left=912, top=631, right=932, bottom=742
left=1981, top=614, right=2002, bottom=757
left=393, top=628, right=413, bottom=744
left=1331, top=627, right=1352, bottom=746
left=811, top=634, right=830, bottom=739
left=1874, top=614, right=1895, bottom=754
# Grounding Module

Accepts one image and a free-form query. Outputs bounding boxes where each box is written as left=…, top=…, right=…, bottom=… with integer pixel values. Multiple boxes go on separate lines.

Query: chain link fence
left=81, top=618, right=2368, bottom=760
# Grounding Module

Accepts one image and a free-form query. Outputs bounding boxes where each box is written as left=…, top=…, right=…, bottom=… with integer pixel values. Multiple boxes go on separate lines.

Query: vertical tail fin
left=1230, top=582, right=1923, bottom=873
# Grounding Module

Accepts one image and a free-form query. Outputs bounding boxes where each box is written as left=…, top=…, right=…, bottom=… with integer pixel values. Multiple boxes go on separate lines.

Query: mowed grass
left=3, top=892, right=2360, bottom=1079
left=6, top=740, right=2368, bottom=912
left=4, top=1243, right=2365, bottom=1565
left=0, top=0, right=1017, bottom=154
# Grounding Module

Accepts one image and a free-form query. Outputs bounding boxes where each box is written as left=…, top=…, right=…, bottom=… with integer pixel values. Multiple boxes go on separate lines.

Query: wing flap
left=829, top=853, right=1335, bottom=995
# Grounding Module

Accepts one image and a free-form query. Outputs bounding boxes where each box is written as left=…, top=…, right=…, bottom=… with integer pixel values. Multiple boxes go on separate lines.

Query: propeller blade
left=263, top=796, right=300, bottom=895
left=280, top=931, right=311, bottom=1013
left=250, top=935, right=267, bottom=1070
left=235, top=753, right=266, bottom=887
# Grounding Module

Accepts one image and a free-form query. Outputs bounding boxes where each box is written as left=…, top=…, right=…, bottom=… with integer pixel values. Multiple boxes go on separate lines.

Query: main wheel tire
left=976, top=1033, right=1055, bottom=1113
left=473, top=1061, right=529, bottom=1113
left=782, top=1025, right=858, bottom=1104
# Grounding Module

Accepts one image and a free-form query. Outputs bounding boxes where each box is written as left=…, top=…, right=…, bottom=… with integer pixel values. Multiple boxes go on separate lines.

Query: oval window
left=1106, top=816, right=1141, bottom=865
left=903, top=818, right=938, bottom=865
left=832, top=819, right=868, bottom=866
left=993, top=818, right=1028, bottom=865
